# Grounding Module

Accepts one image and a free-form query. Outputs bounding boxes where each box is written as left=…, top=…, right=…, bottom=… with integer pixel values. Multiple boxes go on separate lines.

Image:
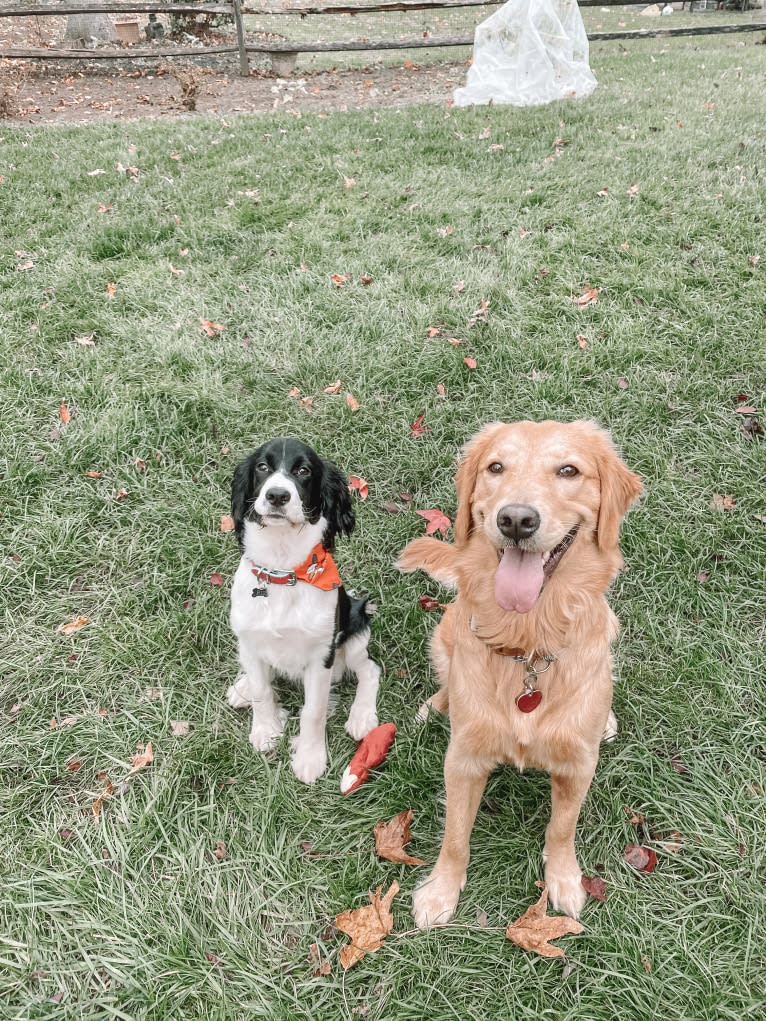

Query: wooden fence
left=1, top=1, right=764, bottom=75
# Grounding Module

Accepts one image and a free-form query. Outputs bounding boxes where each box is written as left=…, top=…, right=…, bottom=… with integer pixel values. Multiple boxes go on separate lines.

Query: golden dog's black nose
left=497, top=504, right=540, bottom=542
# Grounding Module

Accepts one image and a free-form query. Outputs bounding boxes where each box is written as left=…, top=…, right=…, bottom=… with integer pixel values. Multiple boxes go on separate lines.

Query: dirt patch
left=1, top=16, right=465, bottom=124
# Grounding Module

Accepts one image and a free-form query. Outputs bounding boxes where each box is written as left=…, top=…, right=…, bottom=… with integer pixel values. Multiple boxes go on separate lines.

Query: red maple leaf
left=410, top=415, right=429, bottom=438
left=416, top=509, right=451, bottom=535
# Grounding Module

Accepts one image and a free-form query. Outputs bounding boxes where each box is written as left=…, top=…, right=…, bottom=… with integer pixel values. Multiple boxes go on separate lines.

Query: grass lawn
left=1, top=30, right=765, bottom=1021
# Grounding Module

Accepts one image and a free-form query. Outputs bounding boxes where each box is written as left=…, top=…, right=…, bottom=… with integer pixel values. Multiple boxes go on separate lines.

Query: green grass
left=1, top=32, right=765, bottom=1021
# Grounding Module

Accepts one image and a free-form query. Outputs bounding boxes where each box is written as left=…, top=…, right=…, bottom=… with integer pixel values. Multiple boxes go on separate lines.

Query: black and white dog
left=226, top=438, right=381, bottom=784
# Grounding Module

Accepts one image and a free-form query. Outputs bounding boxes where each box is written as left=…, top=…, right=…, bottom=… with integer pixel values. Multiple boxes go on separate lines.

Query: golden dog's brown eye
left=557, top=465, right=579, bottom=478
left=488, top=462, right=504, bottom=474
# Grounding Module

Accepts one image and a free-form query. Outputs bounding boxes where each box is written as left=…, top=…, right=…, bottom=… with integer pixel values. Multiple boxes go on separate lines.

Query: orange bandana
left=249, top=543, right=341, bottom=592
left=293, top=544, right=342, bottom=591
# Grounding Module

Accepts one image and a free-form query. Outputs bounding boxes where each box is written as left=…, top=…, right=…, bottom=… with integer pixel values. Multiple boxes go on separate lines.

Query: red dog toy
left=340, top=722, right=397, bottom=794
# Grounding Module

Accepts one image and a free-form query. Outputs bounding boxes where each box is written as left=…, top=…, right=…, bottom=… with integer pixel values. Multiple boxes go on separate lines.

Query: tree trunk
left=63, top=15, right=118, bottom=46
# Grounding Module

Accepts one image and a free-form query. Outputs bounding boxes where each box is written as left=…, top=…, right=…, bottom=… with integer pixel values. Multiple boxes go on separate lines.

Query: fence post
left=231, top=0, right=249, bottom=76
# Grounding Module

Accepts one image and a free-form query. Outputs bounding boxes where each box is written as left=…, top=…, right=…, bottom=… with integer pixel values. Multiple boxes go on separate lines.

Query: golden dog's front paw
left=397, top=537, right=459, bottom=588
left=544, top=863, right=586, bottom=920
left=412, top=870, right=465, bottom=929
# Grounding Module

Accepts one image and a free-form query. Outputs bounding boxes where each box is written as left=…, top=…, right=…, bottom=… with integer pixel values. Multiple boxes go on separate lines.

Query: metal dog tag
left=516, top=690, right=543, bottom=713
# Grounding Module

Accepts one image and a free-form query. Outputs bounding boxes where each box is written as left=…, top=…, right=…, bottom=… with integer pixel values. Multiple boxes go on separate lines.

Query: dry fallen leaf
left=324, top=380, right=342, bottom=394
left=57, top=615, right=89, bottom=636
left=346, top=393, right=360, bottom=412
left=410, top=414, right=429, bottom=438
left=577, top=334, right=589, bottom=350
left=627, top=183, right=640, bottom=197
left=128, top=741, right=153, bottom=775
left=85, top=470, right=103, bottom=479
left=436, top=382, right=447, bottom=398
left=335, top=881, right=399, bottom=970
left=106, top=282, right=117, bottom=299
left=220, top=514, right=235, bottom=533
left=349, top=476, right=369, bottom=500
left=170, top=720, right=190, bottom=737
left=623, top=844, right=657, bottom=873
left=581, top=875, right=608, bottom=903
left=467, top=297, right=490, bottom=327
left=199, top=317, right=224, bottom=337
left=359, top=274, right=373, bottom=285
left=308, top=942, right=332, bottom=977
left=59, top=402, right=72, bottom=424
left=710, top=493, right=736, bottom=512
left=463, top=357, right=477, bottom=369
left=416, top=508, right=451, bottom=536
left=331, top=273, right=350, bottom=287
left=213, top=840, right=228, bottom=860
left=287, top=386, right=301, bottom=398
left=575, top=286, right=600, bottom=307
left=210, top=572, right=224, bottom=587
left=505, top=885, right=584, bottom=958
left=92, top=777, right=113, bottom=818
left=373, top=809, right=426, bottom=865
left=74, top=334, right=96, bottom=346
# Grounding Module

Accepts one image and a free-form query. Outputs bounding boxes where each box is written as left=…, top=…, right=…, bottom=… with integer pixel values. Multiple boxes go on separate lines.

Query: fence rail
left=1, top=1, right=763, bottom=75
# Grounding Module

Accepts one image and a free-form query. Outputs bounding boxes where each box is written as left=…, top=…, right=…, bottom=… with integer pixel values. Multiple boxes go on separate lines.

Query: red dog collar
left=249, top=543, right=341, bottom=592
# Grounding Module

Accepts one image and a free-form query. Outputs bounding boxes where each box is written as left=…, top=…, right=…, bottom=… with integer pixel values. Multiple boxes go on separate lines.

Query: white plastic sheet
left=453, top=0, right=597, bottom=108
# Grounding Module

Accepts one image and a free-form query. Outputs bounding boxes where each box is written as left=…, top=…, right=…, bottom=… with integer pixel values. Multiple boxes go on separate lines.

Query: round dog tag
left=516, top=689, right=542, bottom=713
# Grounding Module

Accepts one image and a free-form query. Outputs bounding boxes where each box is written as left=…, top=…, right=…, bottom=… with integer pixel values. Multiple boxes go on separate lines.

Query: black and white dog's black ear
left=320, top=459, right=355, bottom=549
left=231, top=455, right=255, bottom=546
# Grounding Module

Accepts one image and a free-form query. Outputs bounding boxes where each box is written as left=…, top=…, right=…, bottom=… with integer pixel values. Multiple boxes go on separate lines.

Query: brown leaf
left=505, top=886, right=584, bottom=958
left=349, top=475, right=369, bottom=500
left=641, top=954, right=652, bottom=974
left=219, top=514, right=235, bottom=533
left=134, top=458, right=146, bottom=473
left=300, top=396, right=315, bottom=411
left=85, top=470, right=103, bottom=479
left=324, top=380, right=342, bottom=394
left=617, top=377, right=629, bottom=390
left=575, top=287, right=600, bottom=307
left=308, top=942, right=332, bottom=977
left=59, top=402, right=72, bottom=424
left=204, top=951, right=223, bottom=967
left=453, top=280, right=466, bottom=293
left=128, top=741, right=153, bottom=775
left=106, top=282, right=117, bottom=299
left=748, top=255, right=760, bottom=267
left=710, top=493, right=736, bottom=512
left=581, top=875, right=608, bottom=902
left=75, top=334, right=96, bottom=346
left=359, top=274, right=373, bottom=285
left=381, top=501, right=400, bottom=514
left=373, top=809, right=426, bottom=866
left=426, top=326, right=441, bottom=338
left=596, top=188, right=609, bottom=198
left=463, top=357, right=477, bottom=369
left=467, top=297, right=490, bottom=327
left=345, top=392, right=360, bottom=412
left=213, top=840, right=228, bottom=860
left=57, top=615, right=89, bottom=636
left=418, top=595, right=443, bottom=612
left=113, top=488, right=129, bottom=500
left=287, top=386, right=301, bottom=398
left=436, top=382, right=447, bottom=398
left=623, top=844, right=657, bottom=873
left=199, top=317, right=223, bottom=337
left=169, top=720, right=190, bottom=737
left=577, top=334, right=588, bottom=350
left=627, top=183, right=640, bottom=197
left=331, top=273, right=350, bottom=287
left=65, top=755, right=83, bottom=773
left=335, top=881, right=399, bottom=970
left=92, top=777, right=113, bottom=817
left=209, top=572, right=224, bottom=587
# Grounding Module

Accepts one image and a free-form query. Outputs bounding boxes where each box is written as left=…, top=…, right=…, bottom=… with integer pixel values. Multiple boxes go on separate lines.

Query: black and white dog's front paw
left=290, top=736, right=327, bottom=784
left=226, top=674, right=252, bottom=709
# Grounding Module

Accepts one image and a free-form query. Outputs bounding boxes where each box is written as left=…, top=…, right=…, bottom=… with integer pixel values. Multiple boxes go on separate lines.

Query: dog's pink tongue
left=495, top=547, right=545, bottom=613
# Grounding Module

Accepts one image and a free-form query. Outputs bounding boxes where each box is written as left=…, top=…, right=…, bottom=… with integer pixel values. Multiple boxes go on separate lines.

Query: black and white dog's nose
left=265, top=487, right=291, bottom=507
left=497, top=504, right=540, bottom=542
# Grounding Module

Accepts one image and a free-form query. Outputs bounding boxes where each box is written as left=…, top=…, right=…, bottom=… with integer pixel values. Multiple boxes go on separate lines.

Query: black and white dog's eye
left=557, top=465, right=579, bottom=478
left=256, top=462, right=269, bottom=473
left=294, top=466, right=310, bottom=477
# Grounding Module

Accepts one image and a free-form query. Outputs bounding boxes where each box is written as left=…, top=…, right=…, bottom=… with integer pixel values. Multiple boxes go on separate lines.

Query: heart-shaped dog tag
left=516, top=689, right=543, bottom=713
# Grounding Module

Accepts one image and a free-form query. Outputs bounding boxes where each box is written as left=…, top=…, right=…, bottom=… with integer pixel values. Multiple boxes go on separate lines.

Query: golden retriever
left=397, top=420, right=642, bottom=925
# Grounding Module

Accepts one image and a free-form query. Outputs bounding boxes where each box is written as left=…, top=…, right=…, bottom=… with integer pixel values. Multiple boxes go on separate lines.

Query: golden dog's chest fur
left=398, top=419, right=643, bottom=927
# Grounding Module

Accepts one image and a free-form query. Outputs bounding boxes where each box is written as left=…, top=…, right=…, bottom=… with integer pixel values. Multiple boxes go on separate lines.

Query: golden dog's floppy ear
left=589, top=426, right=643, bottom=551
left=453, top=423, right=503, bottom=546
